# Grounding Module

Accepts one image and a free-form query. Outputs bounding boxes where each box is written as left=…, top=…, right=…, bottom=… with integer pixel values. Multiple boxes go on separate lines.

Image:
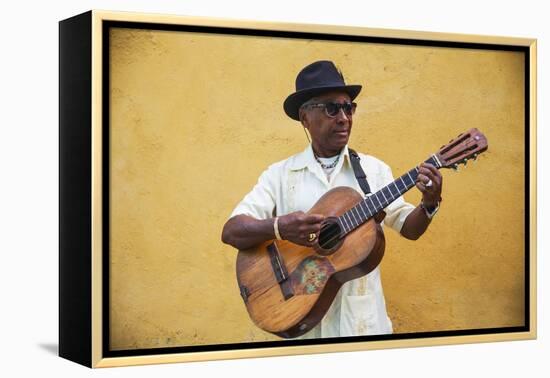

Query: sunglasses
left=303, top=101, right=357, bottom=117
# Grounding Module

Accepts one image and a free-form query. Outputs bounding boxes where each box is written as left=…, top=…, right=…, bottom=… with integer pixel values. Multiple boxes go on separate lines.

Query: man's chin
left=333, top=138, right=349, bottom=150
left=325, top=144, right=346, bottom=156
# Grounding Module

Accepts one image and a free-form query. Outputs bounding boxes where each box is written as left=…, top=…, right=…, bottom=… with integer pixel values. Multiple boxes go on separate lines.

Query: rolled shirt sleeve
left=377, top=162, right=416, bottom=234
left=229, top=165, right=277, bottom=220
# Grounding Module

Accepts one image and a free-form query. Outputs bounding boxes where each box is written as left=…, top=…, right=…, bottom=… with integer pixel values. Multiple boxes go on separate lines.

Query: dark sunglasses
left=303, top=101, right=357, bottom=117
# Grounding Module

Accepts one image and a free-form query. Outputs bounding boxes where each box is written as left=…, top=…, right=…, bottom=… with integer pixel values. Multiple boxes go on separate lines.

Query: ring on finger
left=308, top=233, right=317, bottom=242
left=425, top=179, right=433, bottom=188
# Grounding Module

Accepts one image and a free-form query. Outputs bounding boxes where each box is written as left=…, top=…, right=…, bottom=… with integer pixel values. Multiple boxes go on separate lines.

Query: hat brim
left=283, top=85, right=362, bottom=121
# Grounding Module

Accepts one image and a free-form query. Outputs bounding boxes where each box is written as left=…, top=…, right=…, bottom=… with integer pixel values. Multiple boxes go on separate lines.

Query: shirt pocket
left=339, top=292, right=378, bottom=336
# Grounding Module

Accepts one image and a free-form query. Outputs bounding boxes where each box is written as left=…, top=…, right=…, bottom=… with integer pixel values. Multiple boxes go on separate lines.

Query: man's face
left=301, top=91, right=354, bottom=157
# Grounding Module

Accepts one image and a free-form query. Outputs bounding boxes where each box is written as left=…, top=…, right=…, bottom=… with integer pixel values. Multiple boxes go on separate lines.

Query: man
left=221, top=60, right=442, bottom=338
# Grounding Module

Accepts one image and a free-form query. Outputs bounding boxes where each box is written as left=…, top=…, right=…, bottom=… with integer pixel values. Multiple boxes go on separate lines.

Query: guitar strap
left=348, top=148, right=371, bottom=196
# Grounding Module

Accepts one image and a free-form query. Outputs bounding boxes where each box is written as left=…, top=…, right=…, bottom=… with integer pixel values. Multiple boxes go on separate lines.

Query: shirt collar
left=290, top=144, right=351, bottom=171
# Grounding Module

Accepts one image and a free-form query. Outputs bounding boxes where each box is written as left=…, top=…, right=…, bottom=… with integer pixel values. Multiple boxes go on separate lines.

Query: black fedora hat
left=283, top=60, right=362, bottom=121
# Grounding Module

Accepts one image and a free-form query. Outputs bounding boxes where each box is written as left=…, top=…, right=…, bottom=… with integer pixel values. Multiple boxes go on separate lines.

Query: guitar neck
left=337, top=154, right=441, bottom=236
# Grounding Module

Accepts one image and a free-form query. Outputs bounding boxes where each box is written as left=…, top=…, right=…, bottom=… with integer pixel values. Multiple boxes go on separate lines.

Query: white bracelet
left=273, top=217, right=282, bottom=240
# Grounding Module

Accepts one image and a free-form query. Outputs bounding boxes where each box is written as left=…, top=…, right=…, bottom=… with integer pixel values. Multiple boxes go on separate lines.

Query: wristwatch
left=420, top=200, right=440, bottom=219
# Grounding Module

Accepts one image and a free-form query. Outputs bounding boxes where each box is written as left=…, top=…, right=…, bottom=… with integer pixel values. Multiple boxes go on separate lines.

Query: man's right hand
left=277, top=211, right=325, bottom=246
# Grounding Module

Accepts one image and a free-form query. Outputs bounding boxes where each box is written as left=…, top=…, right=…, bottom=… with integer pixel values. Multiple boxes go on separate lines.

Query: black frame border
left=59, top=11, right=93, bottom=368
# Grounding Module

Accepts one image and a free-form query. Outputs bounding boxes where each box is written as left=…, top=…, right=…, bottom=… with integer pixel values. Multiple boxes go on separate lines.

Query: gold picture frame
left=59, top=10, right=537, bottom=368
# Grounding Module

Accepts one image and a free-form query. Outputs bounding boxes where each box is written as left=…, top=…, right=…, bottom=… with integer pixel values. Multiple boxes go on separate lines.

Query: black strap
left=349, top=148, right=371, bottom=196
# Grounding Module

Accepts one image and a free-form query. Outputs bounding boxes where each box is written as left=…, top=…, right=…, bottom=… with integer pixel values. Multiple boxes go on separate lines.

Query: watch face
left=422, top=202, right=439, bottom=218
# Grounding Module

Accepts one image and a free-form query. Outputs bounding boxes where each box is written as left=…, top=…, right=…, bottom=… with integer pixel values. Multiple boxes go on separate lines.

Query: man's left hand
left=415, top=163, right=442, bottom=207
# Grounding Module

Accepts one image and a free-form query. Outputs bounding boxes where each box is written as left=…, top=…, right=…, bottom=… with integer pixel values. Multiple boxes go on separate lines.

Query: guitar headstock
left=435, top=128, right=488, bottom=170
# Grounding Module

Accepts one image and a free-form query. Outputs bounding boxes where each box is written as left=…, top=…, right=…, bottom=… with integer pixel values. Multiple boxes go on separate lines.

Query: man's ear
left=299, top=109, right=311, bottom=143
left=299, top=109, right=309, bottom=129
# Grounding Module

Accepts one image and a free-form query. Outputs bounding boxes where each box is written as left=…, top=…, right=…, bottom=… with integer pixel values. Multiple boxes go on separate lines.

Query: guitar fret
left=364, top=202, right=373, bottom=218
left=352, top=210, right=360, bottom=226
left=347, top=213, right=353, bottom=230
left=358, top=202, right=368, bottom=219
left=350, top=211, right=356, bottom=227
left=430, top=154, right=442, bottom=169
left=338, top=217, right=348, bottom=233
left=342, top=213, right=350, bottom=230
left=345, top=212, right=354, bottom=229
left=351, top=206, right=362, bottom=224
left=425, top=155, right=439, bottom=168
left=344, top=216, right=351, bottom=232
left=354, top=206, right=363, bottom=222
left=367, top=201, right=374, bottom=217
left=372, top=194, right=382, bottom=210
left=379, top=190, right=388, bottom=205
left=337, top=216, right=348, bottom=234
left=340, top=214, right=349, bottom=232
left=350, top=211, right=357, bottom=227
left=349, top=207, right=359, bottom=226
left=393, top=181, right=403, bottom=198
left=366, top=196, right=375, bottom=216
left=336, top=218, right=344, bottom=233
left=397, top=178, right=406, bottom=191
left=383, top=187, right=394, bottom=201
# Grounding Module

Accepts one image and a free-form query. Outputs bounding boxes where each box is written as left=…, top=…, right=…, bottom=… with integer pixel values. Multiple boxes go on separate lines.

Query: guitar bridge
left=267, top=242, right=294, bottom=300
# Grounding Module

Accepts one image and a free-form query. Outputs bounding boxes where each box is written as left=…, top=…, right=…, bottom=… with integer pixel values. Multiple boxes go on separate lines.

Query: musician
left=221, top=60, right=442, bottom=338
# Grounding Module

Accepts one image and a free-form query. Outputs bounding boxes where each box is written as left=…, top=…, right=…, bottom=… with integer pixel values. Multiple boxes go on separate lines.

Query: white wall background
left=0, top=0, right=547, bottom=376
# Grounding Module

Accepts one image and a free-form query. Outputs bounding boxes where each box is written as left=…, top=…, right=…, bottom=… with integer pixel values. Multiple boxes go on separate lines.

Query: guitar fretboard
left=337, top=155, right=440, bottom=235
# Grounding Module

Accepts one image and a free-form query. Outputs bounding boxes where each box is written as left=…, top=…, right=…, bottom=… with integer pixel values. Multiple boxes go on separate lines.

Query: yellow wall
left=109, top=27, right=525, bottom=350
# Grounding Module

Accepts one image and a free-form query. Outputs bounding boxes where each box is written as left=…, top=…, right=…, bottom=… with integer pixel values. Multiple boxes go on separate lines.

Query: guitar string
left=320, top=190, right=400, bottom=245
left=309, top=193, right=389, bottom=247
left=314, top=176, right=417, bottom=247
left=316, top=205, right=376, bottom=247
left=318, top=205, right=381, bottom=246
left=304, top=166, right=423, bottom=247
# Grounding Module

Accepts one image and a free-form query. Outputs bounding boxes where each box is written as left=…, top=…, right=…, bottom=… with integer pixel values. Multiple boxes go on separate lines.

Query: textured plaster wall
left=109, top=27, right=525, bottom=350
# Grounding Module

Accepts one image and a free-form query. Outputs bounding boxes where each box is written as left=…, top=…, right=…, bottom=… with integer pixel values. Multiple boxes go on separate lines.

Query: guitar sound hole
left=318, top=221, right=342, bottom=250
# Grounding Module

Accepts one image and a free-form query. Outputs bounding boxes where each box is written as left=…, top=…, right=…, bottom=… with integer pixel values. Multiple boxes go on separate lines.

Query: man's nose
left=335, top=107, right=350, bottom=122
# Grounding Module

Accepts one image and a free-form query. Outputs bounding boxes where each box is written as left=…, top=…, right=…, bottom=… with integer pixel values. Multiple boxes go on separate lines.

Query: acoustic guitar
left=236, top=128, right=488, bottom=338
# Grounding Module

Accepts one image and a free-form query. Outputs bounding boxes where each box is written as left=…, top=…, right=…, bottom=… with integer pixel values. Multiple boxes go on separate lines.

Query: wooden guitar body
left=236, top=186, right=385, bottom=339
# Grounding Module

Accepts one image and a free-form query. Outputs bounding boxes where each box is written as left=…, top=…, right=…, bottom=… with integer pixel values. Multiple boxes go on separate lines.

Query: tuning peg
left=452, top=164, right=459, bottom=171
left=462, top=159, right=468, bottom=166
left=473, top=153, right=478, bottom=161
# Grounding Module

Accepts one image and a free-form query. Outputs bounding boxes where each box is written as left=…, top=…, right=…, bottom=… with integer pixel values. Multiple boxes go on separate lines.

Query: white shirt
left=230, top=144, right=415, bottom=338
